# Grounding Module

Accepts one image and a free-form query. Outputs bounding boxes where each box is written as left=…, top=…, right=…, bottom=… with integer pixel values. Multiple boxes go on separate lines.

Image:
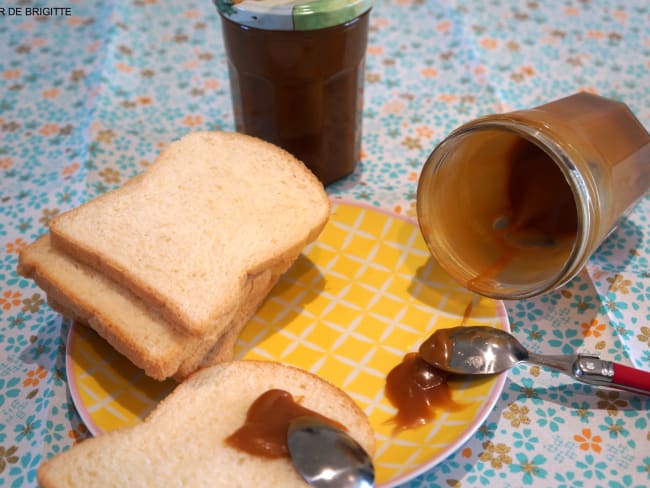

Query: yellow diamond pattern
left=67, top=201, right=508, bottom=486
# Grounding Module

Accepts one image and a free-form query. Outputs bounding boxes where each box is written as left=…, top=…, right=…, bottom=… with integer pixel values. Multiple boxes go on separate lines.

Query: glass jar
left=417, top=92, right=650, bottom=299
left=215, top=0, right=373, bottom=185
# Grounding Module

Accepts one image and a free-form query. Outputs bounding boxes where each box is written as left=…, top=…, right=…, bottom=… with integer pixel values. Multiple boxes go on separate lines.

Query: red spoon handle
left=612, top=363, right=650, bottom=396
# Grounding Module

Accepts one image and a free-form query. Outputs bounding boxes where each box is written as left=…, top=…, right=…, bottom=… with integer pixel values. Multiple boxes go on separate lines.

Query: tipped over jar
left=214, top=0, right=373, bottom=185
left=417, top=92, right=650, bottom=299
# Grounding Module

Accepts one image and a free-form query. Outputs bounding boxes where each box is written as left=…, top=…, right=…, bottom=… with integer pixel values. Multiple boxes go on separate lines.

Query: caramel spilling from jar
left=225, top=389, right=345, bottom=458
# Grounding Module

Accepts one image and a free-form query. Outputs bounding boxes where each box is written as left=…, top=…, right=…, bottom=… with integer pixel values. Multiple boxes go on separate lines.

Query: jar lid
left=214, top=0, right=373, bottom=31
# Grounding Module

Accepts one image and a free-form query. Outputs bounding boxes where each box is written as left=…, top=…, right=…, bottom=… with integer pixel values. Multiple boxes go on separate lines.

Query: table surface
left=1, top=0, right=649, bottom=486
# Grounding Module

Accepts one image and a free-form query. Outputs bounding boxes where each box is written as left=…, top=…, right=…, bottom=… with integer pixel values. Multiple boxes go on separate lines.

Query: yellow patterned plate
left=66, top=199, right=509, bottom=487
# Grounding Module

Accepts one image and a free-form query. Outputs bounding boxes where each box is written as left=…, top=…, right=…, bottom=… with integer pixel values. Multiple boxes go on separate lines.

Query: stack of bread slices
left=18, top=131, right=331, bottom=381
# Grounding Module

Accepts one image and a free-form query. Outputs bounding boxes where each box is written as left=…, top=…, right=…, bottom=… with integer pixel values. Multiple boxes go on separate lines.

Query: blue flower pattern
left=1, top=0, right=649, bottom=486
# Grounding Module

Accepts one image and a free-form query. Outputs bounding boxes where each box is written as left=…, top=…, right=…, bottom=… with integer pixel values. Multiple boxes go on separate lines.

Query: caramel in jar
left=217, top=1, right=372, bottom=185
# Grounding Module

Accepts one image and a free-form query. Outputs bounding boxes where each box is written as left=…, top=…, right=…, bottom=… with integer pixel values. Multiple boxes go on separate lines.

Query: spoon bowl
left=287, top=416, right=374, bottom=488
left=419, top=326, right=528, bottom=375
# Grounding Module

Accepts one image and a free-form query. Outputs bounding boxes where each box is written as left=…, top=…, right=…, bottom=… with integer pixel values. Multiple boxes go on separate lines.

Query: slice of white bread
left=37, top=360, right=376, bottom=488
left=49, top=131, right=330, bottom=337
left=17, top=235, right=285, bottom=381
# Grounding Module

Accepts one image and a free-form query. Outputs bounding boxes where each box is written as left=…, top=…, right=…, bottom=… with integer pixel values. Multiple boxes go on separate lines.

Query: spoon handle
left=610, top=363, right=650, bottom=396
left=572, top=356, right=650, bottom=396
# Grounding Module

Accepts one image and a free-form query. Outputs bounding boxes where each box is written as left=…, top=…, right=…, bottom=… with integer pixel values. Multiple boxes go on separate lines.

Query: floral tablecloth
left=1, top=0, right=649, bottom=486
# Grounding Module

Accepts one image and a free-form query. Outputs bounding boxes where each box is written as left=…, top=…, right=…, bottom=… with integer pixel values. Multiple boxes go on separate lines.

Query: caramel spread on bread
left=226, top=389, right=346, bottom=458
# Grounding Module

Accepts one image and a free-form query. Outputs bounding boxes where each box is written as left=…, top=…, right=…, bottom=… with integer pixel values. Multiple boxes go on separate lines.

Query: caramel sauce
left=506, top=139, right=578, bottom=237
left=418, top=299, right=474, bottom=368
left=384, top=353, right=462, bottom=433
left=461, top=299, right=474, bottom=324
left=385, top=300, right=475, bottom=433
left=469, top=139, right=578, bottom=287
left=225, top=389, right=346, bottom=458
left=418, top=327, right=453, bottom=369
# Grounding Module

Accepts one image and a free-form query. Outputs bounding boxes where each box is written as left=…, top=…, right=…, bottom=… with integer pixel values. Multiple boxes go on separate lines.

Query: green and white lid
left=214, top=0, right=373, bottom=31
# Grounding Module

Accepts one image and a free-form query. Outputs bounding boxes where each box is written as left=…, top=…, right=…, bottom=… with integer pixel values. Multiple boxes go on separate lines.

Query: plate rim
left=65, top=321, right=105, bottom=438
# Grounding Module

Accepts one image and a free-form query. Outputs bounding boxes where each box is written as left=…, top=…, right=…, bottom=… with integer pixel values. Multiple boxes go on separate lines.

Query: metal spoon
left=287, top=416, right=374, bottom=488
left=419, top=326, right=650, bottom=396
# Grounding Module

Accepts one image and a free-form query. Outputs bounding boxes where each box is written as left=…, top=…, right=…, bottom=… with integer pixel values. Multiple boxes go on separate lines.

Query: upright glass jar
left=215, top=0, right=373, bottom=185
left=417, top=92, right=650, bottom=299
